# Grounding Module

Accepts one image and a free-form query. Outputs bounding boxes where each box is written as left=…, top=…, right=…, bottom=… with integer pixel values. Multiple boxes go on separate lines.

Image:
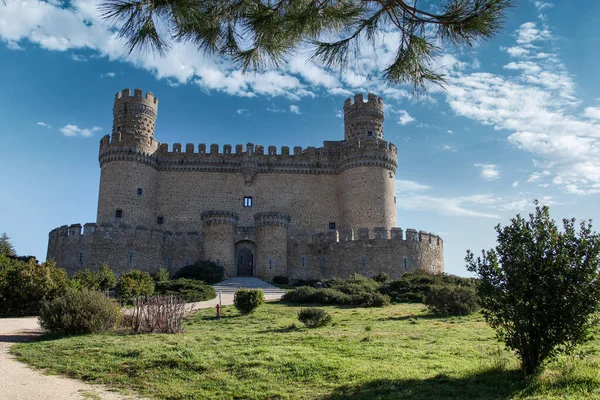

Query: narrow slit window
left=157, top=216, right=164, bottom=224
left=403, top=257, right=408, bottom=270
left=115, top=209, right=123, bottom=219
left=244, top=196, right=253, bottom=207
left=329, top=222, right=336, bottom=230
left=128, top=250, right=134, bottom=264
left=137, top=188, right=143, bottom=197
left=78, top=252, right=83, bottom=265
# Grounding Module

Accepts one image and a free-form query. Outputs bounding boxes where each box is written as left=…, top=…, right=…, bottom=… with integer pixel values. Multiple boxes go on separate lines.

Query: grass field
left=12, top=303, right=600, bottom=399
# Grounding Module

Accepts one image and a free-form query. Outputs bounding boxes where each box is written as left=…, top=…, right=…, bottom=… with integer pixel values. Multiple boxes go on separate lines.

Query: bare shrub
left=131, top=295, right=186, bottom=334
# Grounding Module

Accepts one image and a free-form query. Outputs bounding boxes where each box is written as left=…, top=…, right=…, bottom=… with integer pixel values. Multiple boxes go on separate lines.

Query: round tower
left=338, top=93, right=398, bottom=232
left=201, top=211, right=238, bottom=278
left=343, top=93, right=385, bottom=141
left=254, top=212, right=291, bottom=281
left=96, top=89, right=159, bottom=227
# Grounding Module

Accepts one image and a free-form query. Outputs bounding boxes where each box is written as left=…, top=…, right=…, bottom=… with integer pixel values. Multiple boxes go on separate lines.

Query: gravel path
left=0, top=288, right=283, bottom=400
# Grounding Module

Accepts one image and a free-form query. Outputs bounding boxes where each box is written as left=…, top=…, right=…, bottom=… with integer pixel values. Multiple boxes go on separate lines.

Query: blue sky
left=1, top=0, right=599, bottom=276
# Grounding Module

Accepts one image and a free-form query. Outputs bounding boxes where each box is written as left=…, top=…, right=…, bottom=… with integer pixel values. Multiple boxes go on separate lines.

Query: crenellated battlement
left=114, top=88, right=158, bottom=110
left=48, top=222, right=200, bottom=242
left=299, top=227, right=443, bottom=247
left=254, top=212, right=291, bottom=228
left=343, top=93, right=384, bottom=114
left=343, top=93, right=385, bottom=142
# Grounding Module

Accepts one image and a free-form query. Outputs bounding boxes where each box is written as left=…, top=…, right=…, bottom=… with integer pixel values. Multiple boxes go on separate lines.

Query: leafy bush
left=234, top=288, right=264, bottom=315
left=298, top=307, right=332, bottom=328
left=350, top=292, right=390, bottom=307
left=153, top=268, right=170, bottom=283
left=372, top=272, right=390, bottom=284
left=272, top=275, right=289, bottom=285
left=116, top=270, right=155, bottom=302
left=173, top=260, right=224, bottom=284
left=293, top=279, right=321, bottom=287
left=283, top=276, right=388, bottom=308
left=72, top=263, right=117, bottom=292
left=424, top=285, right=479, bottom=316
left=156, top=279, right=216, bottom=302
left=131, top=295, right=186, bottom=334
left=39, top=289, right=119, bottom=334
left=380, top=272, right=478, bottom=303
left=0, top=255, right=70, bottom=317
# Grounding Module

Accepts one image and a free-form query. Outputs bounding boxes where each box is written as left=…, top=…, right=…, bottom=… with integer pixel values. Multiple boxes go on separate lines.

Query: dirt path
left=0, top=292, right=282, bottom=400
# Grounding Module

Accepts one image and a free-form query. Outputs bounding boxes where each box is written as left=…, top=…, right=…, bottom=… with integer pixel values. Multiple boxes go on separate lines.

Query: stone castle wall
left=47, top=88, right=445, bottom=280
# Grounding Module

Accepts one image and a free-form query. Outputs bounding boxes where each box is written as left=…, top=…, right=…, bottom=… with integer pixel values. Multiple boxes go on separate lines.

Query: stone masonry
left=47, top=89, right=444, bottom=279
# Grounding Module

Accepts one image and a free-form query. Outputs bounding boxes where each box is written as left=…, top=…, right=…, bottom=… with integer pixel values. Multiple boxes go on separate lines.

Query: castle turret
left=343, top=93, right=385, bottom=141
left=201, top=211, right=238, bottom=278
left=111, top=88, right=159, bottom=154
left=338, top=93, right=397, bottom=232
left=254, top=212, right=290, bottom=281
left=96, top=88, right=159, bottom=227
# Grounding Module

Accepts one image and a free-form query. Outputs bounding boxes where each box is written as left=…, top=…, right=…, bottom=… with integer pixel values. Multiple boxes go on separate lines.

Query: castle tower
left=111, top=88, right=159, bottom=154
left=96, top=88, right=160, bottom=227
left=254, top=212, right=290, bottom=281
left=201, top=211, right=238, bottom=278
left=343, top=93, right=385, bottom=141
left=338, top=93, right=397, bottom=233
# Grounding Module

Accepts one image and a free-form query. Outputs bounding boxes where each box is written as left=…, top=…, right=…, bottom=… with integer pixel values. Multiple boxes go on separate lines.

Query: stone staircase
left=212, top=277, right=286, bottom=299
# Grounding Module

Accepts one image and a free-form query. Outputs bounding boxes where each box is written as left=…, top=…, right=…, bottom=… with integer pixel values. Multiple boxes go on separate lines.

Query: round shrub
left=272, top=275, right=289, bottom=285
left=153, top=268, right=170, bottom=283
left=372, top=272, right=390, bottom=284
left=282, top=286, right=317, bottom=303
left=298, top=307, right=332, bottom=328
left=350, top=292, right=390, bottom=307
left=116, top=270, right=155, bottom=302
left=424, top=285, right=479, bottom=316
left=312, top=288, right=351, bottom=305
left=156, top=278, right=216, bottom=302
left=234, top=288, right=264, bottom=315
left=173, top=260, right=224, bottom=284
left=39, top=289, right=119, bottom=334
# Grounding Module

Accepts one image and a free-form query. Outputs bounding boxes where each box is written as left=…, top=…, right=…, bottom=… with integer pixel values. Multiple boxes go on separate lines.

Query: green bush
left=298, top=307, right=332, bottom=328
left=0, top=254, right=70, bottom=317
left=116, top=270, right=155, bottom=302
left=350, top=292, right=390, bottom=307
left=272, top=275, right=289, bottom=285
left=424, top=285, right=479, bottom=316
left=372, top=272, right=390, bottom=284
left=72, top=263, right=117, bottom=292
left=173, top=260, right=224, bottom=284
left=234, top=288, right=264, bottom=315
left=380, top=272, right=479, bottom=303
left=293, top=279, right=320, bottom=287
left=283, top=276, right=388, bottom=308
left=156, top=279, right=216, bottom=302
left=39, top=289, right=119, bottom=334
left=153, top=268, right=170, bottom=283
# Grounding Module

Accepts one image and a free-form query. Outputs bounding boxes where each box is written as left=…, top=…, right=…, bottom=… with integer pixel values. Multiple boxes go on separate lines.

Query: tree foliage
left=72, top=263, right=117, bottom=291
left=100, top=0, right=513, bottom=93
left=466, top=201, right=600, bottom=375
left=0, top=254, right=71, bottom=317
left=0, top=232, right=16, bottom=256
left=116, top=270, right=155, bottom=302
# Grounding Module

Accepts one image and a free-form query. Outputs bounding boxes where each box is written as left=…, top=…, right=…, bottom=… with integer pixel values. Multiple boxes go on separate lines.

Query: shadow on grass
left=325, top=368, right=527, bottom=400
left=386, top=313, right=451, bottom=321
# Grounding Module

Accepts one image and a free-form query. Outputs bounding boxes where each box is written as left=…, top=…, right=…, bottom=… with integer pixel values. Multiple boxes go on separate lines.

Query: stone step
left=212, top=277, right=286, bottom=297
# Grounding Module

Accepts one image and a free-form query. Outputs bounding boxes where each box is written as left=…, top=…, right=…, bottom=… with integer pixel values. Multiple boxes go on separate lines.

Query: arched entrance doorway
left=235, top=241, right=255, bottom=277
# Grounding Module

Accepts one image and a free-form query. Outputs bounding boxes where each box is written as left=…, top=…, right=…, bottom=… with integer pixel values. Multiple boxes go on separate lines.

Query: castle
left=47, top=89, right=444, bottom=280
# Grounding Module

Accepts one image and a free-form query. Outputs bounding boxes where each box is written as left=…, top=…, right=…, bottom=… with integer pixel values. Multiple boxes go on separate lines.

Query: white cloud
left=584, top=107, right=600, bottom=120
left=236, top=109, right=250, bottom=116
left=6, top=40, right=23, bottom=50
left=442, top=145, right=457, bottom=152
left=395, top=179, right=430, bottom=192
left=37, top=121, right=51, bottom=128
left=70, top=54, right=87, bottom=62
left=60, top=124, right=101, bottom=137
left=512, top=181, right=519, bottom=187
left=289, top=105, right=301, bottom=114
left=447, top=129, right=454, bottom=134
left=474, top=164, right=500, bottom=181
left=99, top=72, right=116, bottom=78
left=527, top=169, right=551, bottom=183
left=267, top=107, right=285, bottom=113
left=397, top=110, right=415, bottom=125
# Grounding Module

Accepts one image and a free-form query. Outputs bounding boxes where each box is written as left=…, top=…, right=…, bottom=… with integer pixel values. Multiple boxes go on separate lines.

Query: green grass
left=11, top=303, right=600, bottom=400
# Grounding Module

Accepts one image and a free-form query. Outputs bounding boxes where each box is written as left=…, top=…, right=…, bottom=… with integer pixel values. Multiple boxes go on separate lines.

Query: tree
left=100, top=0, right=513, bottom=93
left=0, top=232, right=16, bottom=256
left=466, top=201, right=600, bottom=375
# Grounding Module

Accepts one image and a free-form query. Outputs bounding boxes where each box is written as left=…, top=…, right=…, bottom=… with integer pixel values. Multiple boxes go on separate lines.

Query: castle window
left=115, top=209, right=123, bottom=219
left=185, top=258, right=190, bottom=266
left=137, top=188, right=143, bottom=197
left=157, top=216, right=164, bottom=224
left=301, top=256, right=307, bottom=268
left=244, top=196, right=253, bottom=207
left=268, top=258, right=274, bottom=269
left=116, top=126, right=121, bottom=132
left=321, top=256, right=327, bottom=269
left=367, top=131, right=373, bottom=136
left=128, top=250, right=134, bottom=264
left=215, top=258, right=221, bottom=266
left=360, top=255, right=368, bottom=268
left=394, top=196, right=396, bottom=204
left=78, top=252, right=83, bottom=265
left=166, top=256, right=172, bottom=269
left=329, top=222, right=336, bottom=230
left=403, top=257, right=408, bottom=270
